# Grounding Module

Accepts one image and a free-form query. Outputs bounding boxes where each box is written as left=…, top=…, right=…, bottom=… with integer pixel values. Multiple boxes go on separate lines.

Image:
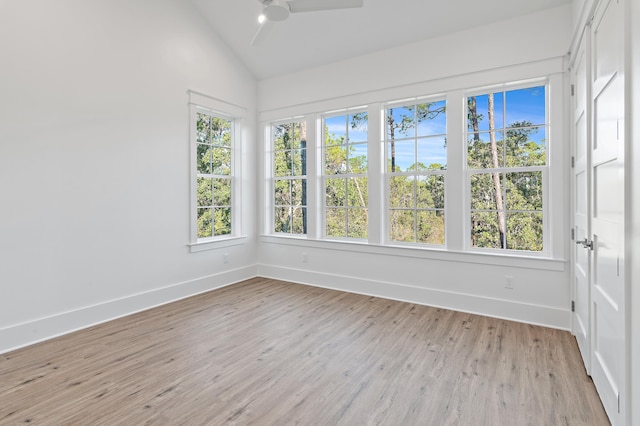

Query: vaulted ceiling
left=191, top=0, right=572, bottom=80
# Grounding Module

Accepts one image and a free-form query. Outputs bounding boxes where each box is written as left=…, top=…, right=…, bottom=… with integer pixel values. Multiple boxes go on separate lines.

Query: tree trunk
left=388, top=109, right=396, bottom=172
left=352, top=178, right=368, bottom=221
left=468, top=97, right=480, bottom=247
left=488, top=94, right=506, bottom=248
left=299, top=121, right=307, bottom=234
left=469, top=97, right=480, bottom=143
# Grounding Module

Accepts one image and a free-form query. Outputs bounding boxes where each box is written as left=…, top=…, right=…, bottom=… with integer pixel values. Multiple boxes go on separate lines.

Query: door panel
left=572, top=32, right=591, bottom=371
left=593, top=0, right=617, bottom=86
left=589, top=0, right=625, bottom=423
left=593, top=158, right=622, bottom=223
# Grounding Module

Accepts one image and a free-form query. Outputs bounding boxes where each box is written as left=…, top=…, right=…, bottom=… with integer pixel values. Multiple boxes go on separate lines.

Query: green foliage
left=196, top=113, right=232, bottom=238
left=386, top=101, right=446, bottom=244
left=269, top=94, right=544, bottom=251
left=324, top=115, right=368, bottom=238
left=388, top=175, right=445, bottom=244
left=273, top=122, right=307, bottom=234
left=467, top=97, right=546, bottom=251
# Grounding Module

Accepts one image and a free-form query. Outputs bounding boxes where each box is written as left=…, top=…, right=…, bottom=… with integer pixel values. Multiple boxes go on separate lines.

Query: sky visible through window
left=321, top=88, right=545, bottom=174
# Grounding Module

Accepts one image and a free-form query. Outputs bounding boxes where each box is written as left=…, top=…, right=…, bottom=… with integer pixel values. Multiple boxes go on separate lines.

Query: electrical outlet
left=504, top=275, right=514, bottom=289
left=302, top=252, right=308, bottom=263
left=223, top=253, right=229, bottom=264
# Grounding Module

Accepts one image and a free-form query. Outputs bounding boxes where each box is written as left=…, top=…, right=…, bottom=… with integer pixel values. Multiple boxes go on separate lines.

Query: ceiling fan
left=251, top=0, right=364, bottom=46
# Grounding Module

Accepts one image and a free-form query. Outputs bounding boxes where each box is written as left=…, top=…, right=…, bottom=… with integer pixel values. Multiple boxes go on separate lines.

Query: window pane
left=292, top=206, right=306, bottom=234
left=291, top=179, right=305, bottom=206
left=274, top=150, right=291, bottom=177
left=417, top=175, right=444, bottom=209
left=213, top=207, right=231, bottom=236
left=325, top=115, right=347, bottom=143
left=211, top=117, right=231, bottom=146
left=325, top=145, right=347, bottom=175
left=348, top=208, right=368, bottom=239
left=389, top=176, right=415, bottom=208
left=292, top=148, right=306, bottom=176
left=387, top=106, right=416, bottom=139
left=348, top=177, right=368, bottom=207
left=348, top=143, right=368, bottom=173
left=274, top=207, right=290, bottom=233
left=390, top=140, right=415, bottom=172
left=389, top=210, right=415, bottom=242
left=349, top=113, right=368, bottom=142
left=326, top=178, right=346, bottom=207
left=326, top=208, right=346, bottom=237
left=467, top=131, right=504, bottom=169
left=506, top=212, right=543, bottom=251
left=416, top=100, right=447, bottom=137
left=212, top=147, right=231, bottom=175
left=197, top=208, right=213, bottom=238
left=213, top=178, right=231, bottom=206
left=197, top=113, right=210, bottom=143
left=274, top=124, right=293, bottom=150
left=506, top=171, right=543, bottom=211
left=505, top=125, right=546, bottom=167
left=197, top=177, right=212, bottom=207
left=274, top=133, right=287, bottom=151
left=506, top=86, right=546, bottom=127
left=289, top=123, right=303, bottom=149
left=417, top=136, right=447, bottom=170
left=274, top=179, right=291, bottom=206
left=470, top=173, right=502, bottom=210
left=471, top=211, right=503, bottom=249
left=197, top=144, right=212, bottom=174
left=467, top=92, right=504, bottom=131
left=417, top=210, right=445, bottom=244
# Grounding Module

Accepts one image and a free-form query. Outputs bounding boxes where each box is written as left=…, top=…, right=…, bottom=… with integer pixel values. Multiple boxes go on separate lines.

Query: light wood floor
left=0, top=278, right=609, bottom=425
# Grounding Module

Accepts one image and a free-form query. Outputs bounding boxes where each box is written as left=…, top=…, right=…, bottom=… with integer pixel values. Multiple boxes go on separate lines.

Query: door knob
left=576, top=238, right=594, bottom=250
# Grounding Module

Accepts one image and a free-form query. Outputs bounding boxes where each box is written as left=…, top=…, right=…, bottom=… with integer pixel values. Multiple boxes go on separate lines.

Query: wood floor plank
left=0, top=278, right=609, bottom=425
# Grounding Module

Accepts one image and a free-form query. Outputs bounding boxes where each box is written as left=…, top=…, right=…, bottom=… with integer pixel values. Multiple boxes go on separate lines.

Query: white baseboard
left=257, top=264, right=571, bottom=330
left=0, top=265, right=258, bottom=355
left=1, top=263, right=570, bottom=355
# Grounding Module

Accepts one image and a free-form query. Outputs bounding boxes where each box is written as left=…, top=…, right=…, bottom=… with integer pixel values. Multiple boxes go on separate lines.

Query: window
left=273, top=121, right=307, bottom=235
left=262, top=73, right=560, bottom=261
left=323, top=112, right=368, bottom=239
left=467, top=85, right=547, bottom=251
left=189, top=90, right=244, bottom=252
left=195, top=111, right=233, bottom=239
left=386, top=99, right=446, bottom=244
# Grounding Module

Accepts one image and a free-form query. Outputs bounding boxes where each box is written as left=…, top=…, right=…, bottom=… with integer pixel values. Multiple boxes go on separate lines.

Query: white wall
left=257, top=5, right=574, bottom=329
left=259, top=5, right=572, bottom=112
left=626, top=0, right=640, bottom=421
left=0, top=0, right=258, bottom=353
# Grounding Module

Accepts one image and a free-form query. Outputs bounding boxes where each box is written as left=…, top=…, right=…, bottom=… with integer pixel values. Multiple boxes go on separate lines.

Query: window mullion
left=367, top=103, right=383, bottom=245
left=305, top=115, right=318, bottom=240
left=445, top=91, right=465, bottom=251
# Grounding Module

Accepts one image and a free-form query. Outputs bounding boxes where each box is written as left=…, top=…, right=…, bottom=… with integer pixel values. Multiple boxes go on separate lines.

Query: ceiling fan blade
left=288, top=0, right=363, bottom=13
left=250, top=19, right=274, bottom=46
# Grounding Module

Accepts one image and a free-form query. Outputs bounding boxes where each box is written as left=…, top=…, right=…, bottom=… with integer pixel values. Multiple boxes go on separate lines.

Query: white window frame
left=259, top=62, right=566, bottom=267
left=463, top=80, right=550, bottom=256
left=382, top=96, right=447, bottom=247
left=270, top=118, right=309, bottom=236
left=188, top=90, right=245, bottom=253
left=321, top=108, right=369, bottom=241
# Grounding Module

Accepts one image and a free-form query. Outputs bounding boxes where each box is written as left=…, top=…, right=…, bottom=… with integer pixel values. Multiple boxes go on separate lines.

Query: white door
left=572, top=31, right=591, bottom=373
left=589, top=0, right=625, bottom=423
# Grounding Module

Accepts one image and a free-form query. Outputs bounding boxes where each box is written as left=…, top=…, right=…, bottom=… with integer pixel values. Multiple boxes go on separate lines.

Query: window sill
left=189, top=235, right=248, bottom=253
left=259, top=234, right=565, bottom=271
